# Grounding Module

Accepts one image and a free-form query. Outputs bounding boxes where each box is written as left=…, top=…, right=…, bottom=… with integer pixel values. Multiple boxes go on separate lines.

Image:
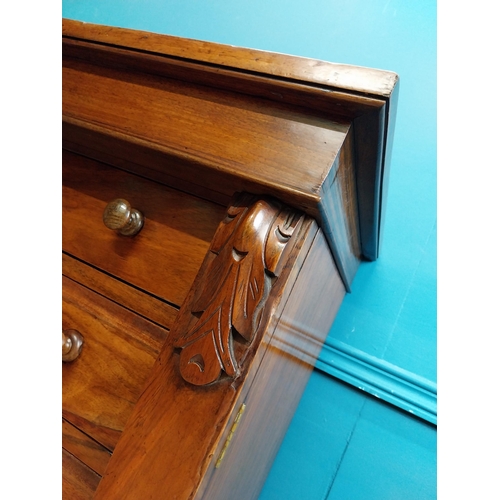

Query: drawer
left=62, top=19, right=399, bottom=500
left=62, top=448, right=101, bottom=500
left=62, top=275, right=168, bottom=451
left=62, top=150, right=227, bottom=309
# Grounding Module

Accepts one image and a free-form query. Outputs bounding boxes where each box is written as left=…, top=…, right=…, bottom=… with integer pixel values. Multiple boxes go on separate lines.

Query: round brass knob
left=103, top=198, right=144, bottom=236
left=62, top=329, right=84, bottom=362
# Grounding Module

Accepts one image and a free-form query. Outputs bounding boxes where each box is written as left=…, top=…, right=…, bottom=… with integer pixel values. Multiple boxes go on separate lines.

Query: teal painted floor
left=260, top=371, right=436, bottom=499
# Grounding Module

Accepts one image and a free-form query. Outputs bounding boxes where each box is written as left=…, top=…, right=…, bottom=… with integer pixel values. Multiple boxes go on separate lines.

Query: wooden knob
left=103, top=198, right=144, bottom=236
left=63, top=329, right=84, bottom=362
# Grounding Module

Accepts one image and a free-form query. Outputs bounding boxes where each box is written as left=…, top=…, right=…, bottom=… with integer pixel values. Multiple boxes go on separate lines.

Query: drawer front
left=62, top=449, right=101, bottom=500
left=62, top=150, right=226, bottom=308
left=62, top=275, right=167, bottom=450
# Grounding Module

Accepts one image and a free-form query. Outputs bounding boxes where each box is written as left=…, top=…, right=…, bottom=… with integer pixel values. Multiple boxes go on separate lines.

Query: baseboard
left=316, top=339, right=437, bottom=424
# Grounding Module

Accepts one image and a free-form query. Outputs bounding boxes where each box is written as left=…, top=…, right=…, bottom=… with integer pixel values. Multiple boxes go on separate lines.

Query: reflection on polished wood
left=62, top=419, right=111, bottom=477
left=62, top=18, right=398, bottom=499
left=93, top=203, right=319, bottom=500
left=62, top=449, right=101, bottom=500
left=62, top=18, right=399, bottom=287
left=199, top=228, right=345, bottom=499
left=62, top=277, right=168, bottom=451
left=175, top=193, right=304, bottom=386
left=62, top=150, right=226, bottom=308
left=62, top=253, right=179, bottom=330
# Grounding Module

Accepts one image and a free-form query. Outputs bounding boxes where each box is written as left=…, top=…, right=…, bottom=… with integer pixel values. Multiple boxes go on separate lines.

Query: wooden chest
left=62, top=19, right=398, bottom=499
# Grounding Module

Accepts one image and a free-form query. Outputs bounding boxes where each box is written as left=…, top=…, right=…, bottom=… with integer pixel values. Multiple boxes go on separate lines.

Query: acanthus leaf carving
left=174, top=193, right=304, bottom=386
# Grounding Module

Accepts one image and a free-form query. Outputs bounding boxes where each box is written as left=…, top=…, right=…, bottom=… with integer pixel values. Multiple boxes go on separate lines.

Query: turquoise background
left=63, top=1, right=437, bottom=497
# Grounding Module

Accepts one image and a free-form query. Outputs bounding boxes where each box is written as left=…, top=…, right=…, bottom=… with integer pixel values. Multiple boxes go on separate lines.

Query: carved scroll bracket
left=174, top=193, right=304, bottom=386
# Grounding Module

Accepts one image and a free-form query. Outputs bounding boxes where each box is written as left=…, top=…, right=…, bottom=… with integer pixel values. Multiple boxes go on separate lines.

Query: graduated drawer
left=62, top=275, right=168, bottom=451
left=62, top=150, right=227, bottom=309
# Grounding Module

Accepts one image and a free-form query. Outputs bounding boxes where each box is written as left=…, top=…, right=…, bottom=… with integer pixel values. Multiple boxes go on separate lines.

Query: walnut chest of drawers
left=62, top=19, right=398, bottom=500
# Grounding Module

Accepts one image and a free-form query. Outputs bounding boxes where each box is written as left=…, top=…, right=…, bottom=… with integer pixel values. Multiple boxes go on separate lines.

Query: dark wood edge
left=61, top=115, right=322, bottom=213
left=376, top=80, right=400, bottom=258
left=62, top=418, right=112, bottom=477
left=197, top=226, right=346, bottom=499
left=62, top=19, right=398, bottom=98
left=62, top=253, right=179, bottom=331
left=172, top=193, right=308, bottom=386
left=93, top=198, right=319, bottom=499
left=62, top=19, right=399, bottom=266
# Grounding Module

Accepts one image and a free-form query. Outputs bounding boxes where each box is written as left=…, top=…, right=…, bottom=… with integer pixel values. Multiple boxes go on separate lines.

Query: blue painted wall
left=63, top=1, right=437, bottom=497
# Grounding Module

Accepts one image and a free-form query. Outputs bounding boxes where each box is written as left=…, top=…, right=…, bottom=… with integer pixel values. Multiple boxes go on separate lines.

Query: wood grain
left=62, top=253, right=179, bottom=330
left=62, top=19, right=399, bottom=267
left=199, top=229, right=345, bottom=499
left=61, top=36, right=363, bottom=287
left=93, top=209, right=318, bottom=500
left=62, top=150, right=226, bottom=307
left=62, top=449, right=101, bottom=500
left=318, top=127, right=361, bottom=282
left=62, top=37, right=383, bottom=127
left=102, top=198, right=144, bottom=236
left=62, top=276, right=167, bottom=450
left=62, top=56, right=349, bottom=204
left=60, top=19, right=399, bottom=498
left=175, top=193, right=305, bottom=386
left=62, top=19, right=398, bottom=98
left=62, top=419, right=111, bottom=476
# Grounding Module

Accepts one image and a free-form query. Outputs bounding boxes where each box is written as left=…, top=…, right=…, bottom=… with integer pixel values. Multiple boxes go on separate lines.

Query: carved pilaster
left=174, top=193, right=304, bottom=386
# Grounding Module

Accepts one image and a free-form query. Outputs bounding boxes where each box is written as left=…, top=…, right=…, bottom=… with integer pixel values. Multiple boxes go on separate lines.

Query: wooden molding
left=93, top=201, right=319, bottom=500
left=62, top=20, right=400, bottom=498
left=196, top=226, right=345, bottom=499
left=62, top=18, right=399, bottom=287
left=62, top=19, right=397, bottom=98
left=174, top=193, right=304, bottom=385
